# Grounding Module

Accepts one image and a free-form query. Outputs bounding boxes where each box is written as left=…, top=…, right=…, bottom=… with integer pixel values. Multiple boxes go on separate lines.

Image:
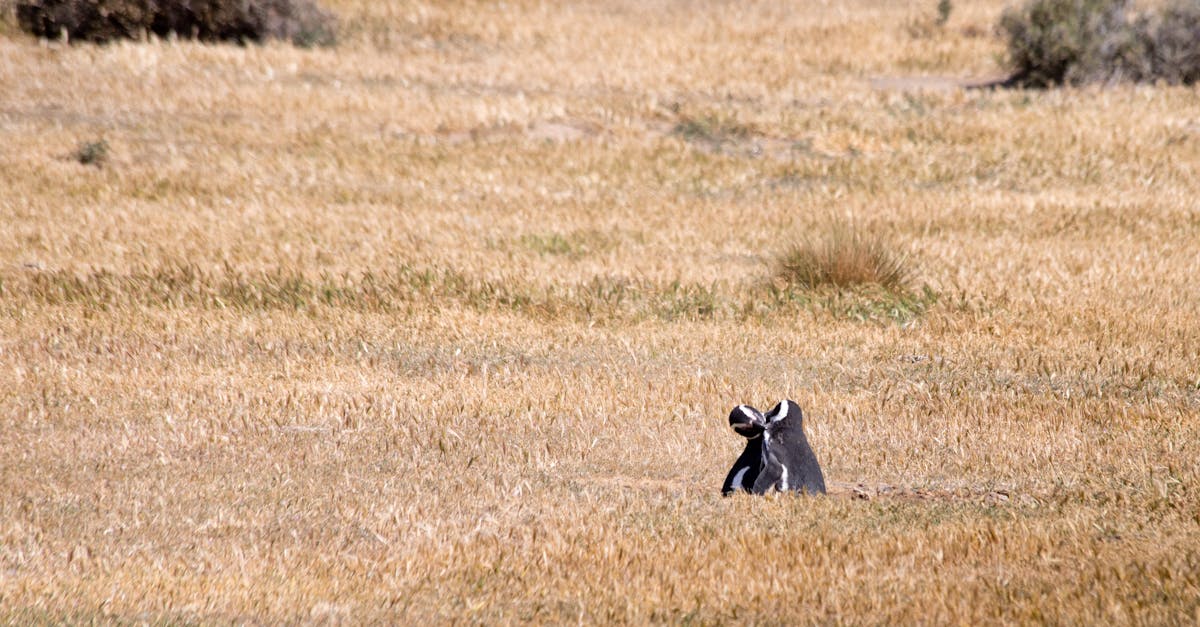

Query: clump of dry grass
left=776, top=224, right=914, bottom=292
left=772, top=226, right=932, bottom=323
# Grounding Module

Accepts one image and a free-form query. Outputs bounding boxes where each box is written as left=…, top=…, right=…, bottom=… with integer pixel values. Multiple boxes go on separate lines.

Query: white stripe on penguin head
left=769, top=400, right=789, bottom=423
left=736, top=405, right=760, bottom=423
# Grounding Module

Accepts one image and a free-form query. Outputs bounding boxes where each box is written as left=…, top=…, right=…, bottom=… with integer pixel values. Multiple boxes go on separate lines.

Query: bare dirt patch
left=869, top=74, right=1013, bottom=90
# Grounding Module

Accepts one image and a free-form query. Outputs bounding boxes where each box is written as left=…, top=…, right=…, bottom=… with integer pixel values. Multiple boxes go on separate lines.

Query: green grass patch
left=672, top=111, right=756, bottom=150
left=6, top=261, right=936, bottom=325
left=769, top=223, right=934, bottom=323
left=519, top=229, right=619, bottom=259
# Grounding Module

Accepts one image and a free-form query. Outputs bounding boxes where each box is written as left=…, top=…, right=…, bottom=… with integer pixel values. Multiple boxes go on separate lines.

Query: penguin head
left=728, top=404, right=766, bottom=438
left=764, top=399, right=802, bottom=426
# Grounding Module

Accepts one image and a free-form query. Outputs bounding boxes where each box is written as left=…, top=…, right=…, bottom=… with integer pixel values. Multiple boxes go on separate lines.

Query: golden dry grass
left=2, top=0, right=1199, bottom=623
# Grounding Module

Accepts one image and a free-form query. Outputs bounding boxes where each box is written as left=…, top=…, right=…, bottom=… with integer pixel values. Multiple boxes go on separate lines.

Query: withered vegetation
left=1, top=0, right=1199, bottom=623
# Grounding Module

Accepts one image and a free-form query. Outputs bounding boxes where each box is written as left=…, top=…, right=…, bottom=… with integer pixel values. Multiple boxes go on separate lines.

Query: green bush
left=999, top=0, right=1200, bottom=86
left=13, top=0, right=336, bottom=46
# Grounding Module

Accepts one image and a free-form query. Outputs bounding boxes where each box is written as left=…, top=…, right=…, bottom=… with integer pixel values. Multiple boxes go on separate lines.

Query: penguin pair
left=721, top=400, right=826, bottom=496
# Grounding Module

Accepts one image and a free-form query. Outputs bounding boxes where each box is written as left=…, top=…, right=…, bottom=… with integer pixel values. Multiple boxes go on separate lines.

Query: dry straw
left=1, top=0, right=1199, bottom=623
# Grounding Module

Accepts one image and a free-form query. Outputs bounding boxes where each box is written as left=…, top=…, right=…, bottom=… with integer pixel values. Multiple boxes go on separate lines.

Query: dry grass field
left=2, top=0, right=1199, bottom=623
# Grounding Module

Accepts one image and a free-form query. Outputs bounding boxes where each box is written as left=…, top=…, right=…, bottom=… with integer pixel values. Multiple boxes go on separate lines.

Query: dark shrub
left=937, top=0, right=953, bottom=26
left=75, top=139, right=108, bottom=166
left=998, top=0, right=1143, bottom=86
left=1142, top=0, right=1200, bottom=84
left=999, top=0, right=1200, bottom=86
left=14, top=0, right=336, bottom=46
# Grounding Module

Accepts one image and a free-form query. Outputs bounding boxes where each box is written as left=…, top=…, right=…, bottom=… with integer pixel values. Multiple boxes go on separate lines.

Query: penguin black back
left=753, top=400, right=826, bottom=495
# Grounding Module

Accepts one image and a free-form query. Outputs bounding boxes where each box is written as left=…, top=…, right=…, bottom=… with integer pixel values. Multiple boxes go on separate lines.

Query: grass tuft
left=672, top=112, right=754, bottom=150
left=74, top=139, right=108, bottom=167
left=937, top=0, right=954, bottom=26
left=775, top=225, right=914, bottom=293
left=770, top=225, right=934, bottom=323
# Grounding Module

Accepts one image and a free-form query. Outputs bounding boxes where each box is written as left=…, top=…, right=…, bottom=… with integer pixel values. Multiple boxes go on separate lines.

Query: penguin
left=721, top=400, right=826, bottom=496
left=721, top=404, right=767, bottom=495
left=754, top=400, right=826, bottom=495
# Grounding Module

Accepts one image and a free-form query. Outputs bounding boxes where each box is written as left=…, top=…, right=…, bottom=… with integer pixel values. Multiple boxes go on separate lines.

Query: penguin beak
left=729, top=405, right=766, bottom=438
left=732, top=421, right=763, bottom=437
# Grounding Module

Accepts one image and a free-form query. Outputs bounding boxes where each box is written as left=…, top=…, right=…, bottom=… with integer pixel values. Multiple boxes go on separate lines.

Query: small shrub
left=937, top=0, right=954, bottom=26
left=999, top=0, right=1200, bottom=86
left=1140, top=0, right=1200, bottom=84
left=775, top=225, right=913, bottom=292
left=672, top=113, right=753, bottom=149
left=14, top=0, right=336, bottom=46
left=999, top=0, right=1139, bottom=86
left=75, top=139, right=108, bottom=166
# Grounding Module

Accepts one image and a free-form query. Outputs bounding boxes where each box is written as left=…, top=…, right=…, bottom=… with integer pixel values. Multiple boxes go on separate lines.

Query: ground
left=1, top=0, right=1198, bottom=623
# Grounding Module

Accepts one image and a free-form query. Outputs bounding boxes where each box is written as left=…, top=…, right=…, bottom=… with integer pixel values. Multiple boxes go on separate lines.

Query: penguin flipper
left=750, top=457, right=785, bottom=494
left=721, top=459, right=758, bottom=495
left=721, top=439, right=762, bottom=496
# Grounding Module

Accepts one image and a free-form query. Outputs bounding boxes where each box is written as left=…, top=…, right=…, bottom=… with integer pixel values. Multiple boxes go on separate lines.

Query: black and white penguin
left=756, top=400, right=826, bottom=495
left=721, top=399, right=826, bottom=496
left=721, top=404, right=767, bottom=495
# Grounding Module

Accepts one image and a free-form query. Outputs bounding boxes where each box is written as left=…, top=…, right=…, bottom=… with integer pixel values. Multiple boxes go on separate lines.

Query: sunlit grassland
left=1, top=0, right=1199, bottom=623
